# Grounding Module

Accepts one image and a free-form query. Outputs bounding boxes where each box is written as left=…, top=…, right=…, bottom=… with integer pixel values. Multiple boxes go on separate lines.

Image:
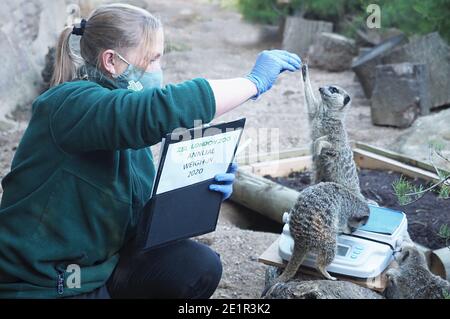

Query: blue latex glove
left=209, top=162, right=238, bottom=201
left=246, top=50, right=302, bottom=99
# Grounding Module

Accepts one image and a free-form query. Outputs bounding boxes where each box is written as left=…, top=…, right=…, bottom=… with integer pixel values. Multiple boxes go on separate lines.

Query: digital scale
left=278, top=205, right=408, bottom=279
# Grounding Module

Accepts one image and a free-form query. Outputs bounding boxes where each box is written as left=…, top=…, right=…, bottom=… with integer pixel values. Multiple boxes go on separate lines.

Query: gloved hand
left=246, top=50, right=302, bottom=99
left=209, top=162, right=238, bottom=201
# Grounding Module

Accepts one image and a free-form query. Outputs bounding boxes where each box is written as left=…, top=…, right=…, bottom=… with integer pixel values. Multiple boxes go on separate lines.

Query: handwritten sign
left=155, top=129, right=242, bottom=195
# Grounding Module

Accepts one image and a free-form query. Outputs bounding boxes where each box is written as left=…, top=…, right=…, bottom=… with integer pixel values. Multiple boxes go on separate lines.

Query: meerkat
left=385, top=245, right=450, bottom=299
left=301, top=64, right=361, bottom=196
left=277, top=182, right=370, bottom=283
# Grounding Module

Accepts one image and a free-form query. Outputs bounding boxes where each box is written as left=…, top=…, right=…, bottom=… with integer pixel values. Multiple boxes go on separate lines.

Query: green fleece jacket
left=0, top=78, right=216, bottom=298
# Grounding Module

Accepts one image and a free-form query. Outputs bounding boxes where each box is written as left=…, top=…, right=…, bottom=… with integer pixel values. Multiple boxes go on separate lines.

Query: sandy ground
left=0, top=0, right=437, bottom=299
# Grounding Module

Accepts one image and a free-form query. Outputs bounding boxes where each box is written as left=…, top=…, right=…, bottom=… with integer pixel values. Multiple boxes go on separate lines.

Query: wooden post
left=430, top=247, right=450, bottom=281
left=282, top=17, right=333, bottom=57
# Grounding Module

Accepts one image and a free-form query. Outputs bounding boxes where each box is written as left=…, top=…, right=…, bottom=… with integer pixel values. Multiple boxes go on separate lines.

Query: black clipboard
left=136, top=118, right=246, bottom=251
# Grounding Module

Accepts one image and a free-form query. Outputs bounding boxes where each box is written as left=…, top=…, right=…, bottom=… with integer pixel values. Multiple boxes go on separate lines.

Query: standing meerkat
left=301, top=64, right=361, bottom=196
left=385, top=245, right=450, bottom=299
left=277, top=182, right=370, bottom=283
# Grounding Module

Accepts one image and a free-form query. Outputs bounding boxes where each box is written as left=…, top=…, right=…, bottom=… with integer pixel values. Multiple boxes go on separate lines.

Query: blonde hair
left=50, top=3, right=162, bottom=87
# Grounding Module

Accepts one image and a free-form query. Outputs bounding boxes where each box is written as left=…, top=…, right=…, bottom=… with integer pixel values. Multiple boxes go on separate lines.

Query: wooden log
left=351, top=34, right=406, bottom=98
left=230, top=169, right=300, bottom=223
left=382, top=32, right=450, bottom=109
left=371, top=63, right=431, bottom=128
left=307, top=32, right=358, bottom=72
left=263, top=279, right=384, bottom=299
left=430, top=247, right=450, bottom=281
left=282, top=17, right=332, bottom=57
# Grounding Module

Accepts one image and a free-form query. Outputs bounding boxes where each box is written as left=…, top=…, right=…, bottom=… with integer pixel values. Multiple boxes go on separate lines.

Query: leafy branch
left=392, top=143, right=450, bottom=206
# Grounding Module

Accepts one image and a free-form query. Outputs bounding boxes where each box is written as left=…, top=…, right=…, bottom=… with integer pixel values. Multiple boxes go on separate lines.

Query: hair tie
left=72, top=19, right=87, bottom=36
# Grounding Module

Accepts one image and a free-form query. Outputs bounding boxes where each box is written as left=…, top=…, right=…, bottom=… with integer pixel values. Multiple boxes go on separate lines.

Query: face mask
left=113, top=52, right=163, bottom=91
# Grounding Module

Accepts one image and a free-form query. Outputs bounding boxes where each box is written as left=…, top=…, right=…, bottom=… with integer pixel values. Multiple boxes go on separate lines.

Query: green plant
left=438, top=224, right=450, bottom=249
left=443, top=288, right=450, bottom=299
left=393, top=143, right=450, bottom=205
left=237, top=0, right=450, bottom=43
left=393, top=142, right=450, bottom=249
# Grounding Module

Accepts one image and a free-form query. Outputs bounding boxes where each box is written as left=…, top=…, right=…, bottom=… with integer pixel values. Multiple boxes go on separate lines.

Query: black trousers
left=70, top=239, right=222, bottom=299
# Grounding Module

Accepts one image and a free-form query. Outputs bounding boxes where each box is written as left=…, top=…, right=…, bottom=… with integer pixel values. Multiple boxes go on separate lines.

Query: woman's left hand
left=209, top=162, right=238, bottom=201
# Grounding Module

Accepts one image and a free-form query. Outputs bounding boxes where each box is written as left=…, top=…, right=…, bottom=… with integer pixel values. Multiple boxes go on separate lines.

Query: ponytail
left=50, top=26, right=84, bottom=87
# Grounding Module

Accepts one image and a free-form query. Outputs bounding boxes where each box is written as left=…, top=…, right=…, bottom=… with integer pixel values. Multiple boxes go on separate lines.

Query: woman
left=0, top=3, right=301, bottom=298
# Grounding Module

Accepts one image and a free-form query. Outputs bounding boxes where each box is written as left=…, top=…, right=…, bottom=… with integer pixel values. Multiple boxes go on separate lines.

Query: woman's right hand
left=246, top=50, right=302, bottom=99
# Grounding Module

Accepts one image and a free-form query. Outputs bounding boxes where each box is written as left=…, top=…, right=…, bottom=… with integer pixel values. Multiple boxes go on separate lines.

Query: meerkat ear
left=400, top=249, right=410, bottom=263
left=343, top=95, right=351, bottom=106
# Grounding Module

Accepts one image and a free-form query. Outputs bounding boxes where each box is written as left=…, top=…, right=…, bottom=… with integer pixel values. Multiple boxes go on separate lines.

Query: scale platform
left=276, top=205, right=407, bottom=281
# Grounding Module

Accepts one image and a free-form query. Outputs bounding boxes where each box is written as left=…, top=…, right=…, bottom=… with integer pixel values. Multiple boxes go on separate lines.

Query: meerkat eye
left=329, top=87, right=339, bottom=94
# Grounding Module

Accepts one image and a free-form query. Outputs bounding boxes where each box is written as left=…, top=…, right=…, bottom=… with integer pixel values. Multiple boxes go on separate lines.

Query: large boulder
left=371, top=63, right=431, bottom=128
left=389, top=108, right=450, bottom=163
left=351, top=34, right=406, bottom=98
left=382, top=32, right=450, bottom=110
left=282, top=16, right=333, bottom=57
left=0, top=0, right=66, bottom=130
left=307, top=32, right=357, bottom=72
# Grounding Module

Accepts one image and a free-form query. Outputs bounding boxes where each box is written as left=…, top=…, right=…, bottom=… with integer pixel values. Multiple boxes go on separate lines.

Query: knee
left=187, top=244, right=223, bottom=299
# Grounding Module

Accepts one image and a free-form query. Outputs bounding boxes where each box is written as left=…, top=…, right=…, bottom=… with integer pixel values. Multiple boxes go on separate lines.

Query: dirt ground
left=267, top=169, right=450, bottom=250
left=0, top=0, right=445, bottom=299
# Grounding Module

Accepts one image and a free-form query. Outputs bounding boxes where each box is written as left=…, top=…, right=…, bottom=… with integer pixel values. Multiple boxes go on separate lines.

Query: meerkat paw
left=301, top=64, right=308, bottom=81
left=313, top=136, right=332, bottom=157
left=385, top=268, right=400, bottom=286
left=318, top=267, right=337, bottom=281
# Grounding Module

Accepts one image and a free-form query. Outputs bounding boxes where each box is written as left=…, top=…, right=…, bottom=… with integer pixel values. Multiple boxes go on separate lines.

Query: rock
left=352, top=34, right=406, bottom=98
left=371, top=63, right=431, bottom=128
left=382, top=32, right=450, bottom=110
left=307, top=32, right=357, bottom=72
left=41, top=47, right=56, bottom=91
left=355, top=27, right=404, bottom=47
left=0, top=0, right=66, bottom=128
left=389, top=108, right=450, bottom=163
left=282, top=16, right=333, bottom=57
left=263, top=279, right=384, bottom=299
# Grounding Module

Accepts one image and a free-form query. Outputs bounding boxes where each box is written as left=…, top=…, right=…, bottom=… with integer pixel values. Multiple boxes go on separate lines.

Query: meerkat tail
left=277, top=243, right=309, bottom=283
left=317, top=251, right=337, bottom=281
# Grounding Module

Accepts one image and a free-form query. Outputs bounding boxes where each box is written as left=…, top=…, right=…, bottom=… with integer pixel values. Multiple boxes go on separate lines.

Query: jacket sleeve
left=47, top=79, right=216, bottom=153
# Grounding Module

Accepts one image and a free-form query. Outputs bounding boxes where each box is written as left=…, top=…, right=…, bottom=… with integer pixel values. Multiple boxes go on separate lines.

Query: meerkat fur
left=385, top=245, right=450, bottom=299
left=277, top=182, right=370, bottom=283
left=301, top=64, right=361, bottom=197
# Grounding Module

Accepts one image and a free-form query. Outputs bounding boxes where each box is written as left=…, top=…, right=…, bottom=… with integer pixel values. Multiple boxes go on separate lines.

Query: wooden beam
left=353, top=148, right=441, bottom=183
left=251, top=156, right=312, bottom=177
left=235, top=147, right=309, bottom=166
left=354, top=142, right=449, bottom=175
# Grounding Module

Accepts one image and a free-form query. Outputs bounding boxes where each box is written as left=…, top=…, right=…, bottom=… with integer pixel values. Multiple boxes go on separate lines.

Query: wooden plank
left=258, top=238, right=388, bottom=292
left=353, top=148, right=441, bottom=183
left=251, top=156, right=312, bottom=177
left=354, top=142, right=449, bottom=175
left=235, top=147, right=309, bottom=166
